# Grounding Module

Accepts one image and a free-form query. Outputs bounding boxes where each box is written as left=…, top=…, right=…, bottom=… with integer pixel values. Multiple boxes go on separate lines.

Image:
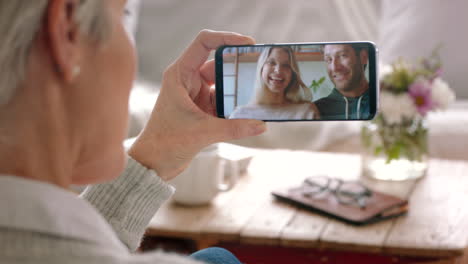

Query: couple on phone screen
left=229, top=44, right=370, bottom=120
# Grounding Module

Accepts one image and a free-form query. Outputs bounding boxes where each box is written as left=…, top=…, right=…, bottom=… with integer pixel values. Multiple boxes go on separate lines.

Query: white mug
left=169, top=144, right=239, bottom=206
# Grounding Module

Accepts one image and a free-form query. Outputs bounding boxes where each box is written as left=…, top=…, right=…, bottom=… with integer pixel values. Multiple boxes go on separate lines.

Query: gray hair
left=0, top=0, right=109, bottom=105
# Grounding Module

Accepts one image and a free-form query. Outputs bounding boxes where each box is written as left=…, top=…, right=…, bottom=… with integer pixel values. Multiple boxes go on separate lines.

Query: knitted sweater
left=0, top=157, right=205, bottom=264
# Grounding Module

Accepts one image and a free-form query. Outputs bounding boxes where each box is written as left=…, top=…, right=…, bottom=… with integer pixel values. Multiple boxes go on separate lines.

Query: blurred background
left=135, top=0, right=467, bottom=99
left=135, top=0, right=379, bottom=87
left=128, top=0, right=468, bottom=160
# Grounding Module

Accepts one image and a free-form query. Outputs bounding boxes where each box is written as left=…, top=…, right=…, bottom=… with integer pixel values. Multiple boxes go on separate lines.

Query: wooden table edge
left=381, top=245, right=466, bottom=259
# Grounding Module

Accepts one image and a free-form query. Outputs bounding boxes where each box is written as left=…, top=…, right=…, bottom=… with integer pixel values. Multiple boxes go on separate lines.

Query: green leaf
left=374, top=146, right=383, bottom=156
left=386, top=143, right=402, bottom=163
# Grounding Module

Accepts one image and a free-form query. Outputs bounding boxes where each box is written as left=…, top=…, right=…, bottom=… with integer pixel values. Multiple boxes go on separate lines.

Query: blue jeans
left=190, top=247, right=242, bottom=264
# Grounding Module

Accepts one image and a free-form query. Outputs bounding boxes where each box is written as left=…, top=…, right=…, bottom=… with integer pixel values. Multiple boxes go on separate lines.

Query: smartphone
left=215, top=41, right=378, bottom=121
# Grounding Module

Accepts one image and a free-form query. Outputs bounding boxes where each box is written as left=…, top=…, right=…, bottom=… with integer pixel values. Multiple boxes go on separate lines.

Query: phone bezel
left=215, top=41, right=379, bottom=122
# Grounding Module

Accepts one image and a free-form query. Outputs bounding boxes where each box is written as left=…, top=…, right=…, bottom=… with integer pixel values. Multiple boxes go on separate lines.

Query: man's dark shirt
left=315, top=88, right=371, bottom=120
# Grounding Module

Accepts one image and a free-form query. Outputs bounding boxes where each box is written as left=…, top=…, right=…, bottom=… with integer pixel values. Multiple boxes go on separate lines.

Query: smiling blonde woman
left=0, top=0, right=266, bottom=263
left=229, top=46, right=320, bottom=120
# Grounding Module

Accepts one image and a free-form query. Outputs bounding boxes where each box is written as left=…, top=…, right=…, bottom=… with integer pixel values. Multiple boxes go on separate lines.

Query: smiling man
left=315, top=44, right=370, bottom=120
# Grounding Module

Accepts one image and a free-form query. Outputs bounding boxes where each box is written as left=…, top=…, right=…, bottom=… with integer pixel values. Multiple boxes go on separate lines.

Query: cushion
left=323, top=100, right=468, bottom=161
left=379, top=0, right=468, bottom=99
left=127, top=80, right=160, bottom=138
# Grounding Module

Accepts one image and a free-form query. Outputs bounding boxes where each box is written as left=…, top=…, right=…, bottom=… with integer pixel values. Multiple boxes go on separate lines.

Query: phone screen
left=215, top=42, right=378, bottom=121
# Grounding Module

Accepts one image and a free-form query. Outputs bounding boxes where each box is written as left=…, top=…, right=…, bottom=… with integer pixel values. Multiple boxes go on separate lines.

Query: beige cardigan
left=0, top=157, right=205, bottom=264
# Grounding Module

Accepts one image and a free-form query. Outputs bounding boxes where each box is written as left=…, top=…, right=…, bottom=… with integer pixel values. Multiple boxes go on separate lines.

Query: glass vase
left=361, top=116, right=428, bottom=181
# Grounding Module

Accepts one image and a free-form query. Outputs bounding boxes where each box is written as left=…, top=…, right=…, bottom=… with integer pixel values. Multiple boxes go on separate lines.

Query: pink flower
left=409, top=81, right=434, bottom=116
left=434, top=68, right=443, bottom=79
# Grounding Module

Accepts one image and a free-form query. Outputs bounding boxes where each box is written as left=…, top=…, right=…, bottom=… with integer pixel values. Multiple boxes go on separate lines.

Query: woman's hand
left=128, top=30, right=266, bottom=181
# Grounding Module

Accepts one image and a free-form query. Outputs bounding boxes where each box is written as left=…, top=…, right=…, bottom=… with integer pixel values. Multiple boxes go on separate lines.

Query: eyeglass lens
left=302, top=176, right=372, bottom=209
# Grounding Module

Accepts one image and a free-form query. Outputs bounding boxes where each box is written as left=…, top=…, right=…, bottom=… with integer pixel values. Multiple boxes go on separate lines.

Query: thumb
left=207, top=118, right=267, bottom=143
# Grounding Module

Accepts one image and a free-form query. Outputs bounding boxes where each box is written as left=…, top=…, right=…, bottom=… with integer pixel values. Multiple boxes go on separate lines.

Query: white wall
left=136, top=0, right=380, bottom=86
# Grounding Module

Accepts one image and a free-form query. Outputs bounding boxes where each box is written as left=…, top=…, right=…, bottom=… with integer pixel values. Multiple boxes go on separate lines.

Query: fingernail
left=249, top=121, right=266, bottom=135
left=245, top=35, right=256, bottom=44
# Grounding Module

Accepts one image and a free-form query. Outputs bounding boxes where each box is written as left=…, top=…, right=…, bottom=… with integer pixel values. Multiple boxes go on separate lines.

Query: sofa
left=128, top=0, right=468, bottom=161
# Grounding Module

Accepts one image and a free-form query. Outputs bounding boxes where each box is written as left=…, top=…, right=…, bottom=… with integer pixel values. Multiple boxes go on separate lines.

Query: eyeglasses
left=300, top=176, right=372, bottom=209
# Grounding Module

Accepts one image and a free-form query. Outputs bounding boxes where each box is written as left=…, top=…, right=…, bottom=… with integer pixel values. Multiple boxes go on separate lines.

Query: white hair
left=0, top=0, right=109, bottom=105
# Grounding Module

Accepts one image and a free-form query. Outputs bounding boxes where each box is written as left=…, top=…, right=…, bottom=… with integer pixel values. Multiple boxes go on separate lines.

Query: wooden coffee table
left=146, top=150, right=468, bottom=263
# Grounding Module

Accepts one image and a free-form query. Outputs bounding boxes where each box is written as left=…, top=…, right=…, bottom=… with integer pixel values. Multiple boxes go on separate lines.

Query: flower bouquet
left=361, top=50, right=456, bottom=181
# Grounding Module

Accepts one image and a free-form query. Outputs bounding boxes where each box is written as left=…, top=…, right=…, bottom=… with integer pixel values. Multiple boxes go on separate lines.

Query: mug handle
left=217, top=158, right=239, bottom=192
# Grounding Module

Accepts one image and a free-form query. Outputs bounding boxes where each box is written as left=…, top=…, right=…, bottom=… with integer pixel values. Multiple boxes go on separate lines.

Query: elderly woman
left=0, top=0, right=265, bottom=263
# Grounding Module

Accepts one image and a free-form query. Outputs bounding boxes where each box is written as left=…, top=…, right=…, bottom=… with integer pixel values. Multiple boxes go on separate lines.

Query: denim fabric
left=191, top=247, right=242, bottom=264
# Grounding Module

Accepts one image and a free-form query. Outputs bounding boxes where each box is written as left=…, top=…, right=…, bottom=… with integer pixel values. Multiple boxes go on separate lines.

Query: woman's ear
left=46, top=0, right=83, bottom=83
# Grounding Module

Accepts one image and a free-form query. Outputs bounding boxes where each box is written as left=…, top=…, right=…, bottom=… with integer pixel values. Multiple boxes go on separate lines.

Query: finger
left=209, top=87, right=216, bottom=115
left=205, top=118, right=267, bottom=144
left=193, top=80, right=214, bottom=114
left=178, top=30, right=255, bottom=73
left=200, top=59, right=215, bottom=85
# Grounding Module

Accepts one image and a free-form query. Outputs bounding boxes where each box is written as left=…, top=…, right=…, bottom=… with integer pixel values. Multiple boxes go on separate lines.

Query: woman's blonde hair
left=252, top=46, right=312, bottom=104
left=0, top=0, right=109, bottom=105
